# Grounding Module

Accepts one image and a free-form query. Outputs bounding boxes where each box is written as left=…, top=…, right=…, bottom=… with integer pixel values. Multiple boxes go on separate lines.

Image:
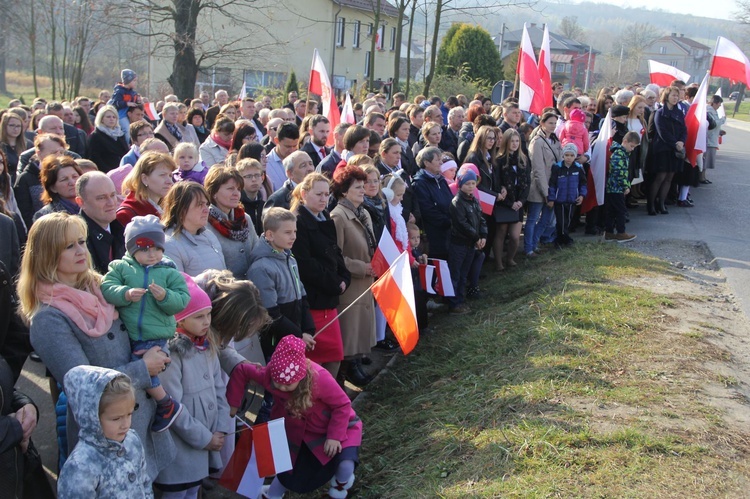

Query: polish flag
left=371, top=226, right=400, bottom=277
left=710, top=36, right=750, bottom=86
left=144, top=102, right=159, bottom=122
left=239, top=81, right=247, bottom=101
left=685, top=72, right=710, bottom=165
left=537, top=25, right=553, bottom=109
left=418, top=264, right=437, bottom=294
left=308, top=48, right=341, bottom=146
left=219, top=418, right=293, bottom=497
left=648, top=60, right=690, bottom=87
left=372, top=251, right=419, bottom=354
left=517, top=23, right=545, bottom=115
left=715, top=88, right=726, bottom=120
left=477, top=188, right=496, bottom=216
left=581, top=109, right=612, bottom=213
left=376, top=25, right=384, bottom=50
left=341, top=92, right=355, bottom=124
left=429, top=259, right=454, bottom=297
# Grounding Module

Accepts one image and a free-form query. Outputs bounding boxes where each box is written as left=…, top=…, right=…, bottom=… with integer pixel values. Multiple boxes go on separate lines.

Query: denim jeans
left=447, top=242, right=475, bottom=308
left=525, top=201, right=556, bottom=254
left=131, top=338, right=168, bottom=388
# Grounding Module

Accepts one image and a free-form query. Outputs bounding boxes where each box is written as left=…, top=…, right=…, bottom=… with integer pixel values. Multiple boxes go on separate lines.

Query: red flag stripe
left=218, top=428, right=253, bottom=491
left=253, top=422, right=275, bottom=478
left=711, top=55, right=749, bottom=85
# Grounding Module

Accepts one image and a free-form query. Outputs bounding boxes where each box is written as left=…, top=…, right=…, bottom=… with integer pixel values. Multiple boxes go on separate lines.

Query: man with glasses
left=237, top=159, right=265, bottom=235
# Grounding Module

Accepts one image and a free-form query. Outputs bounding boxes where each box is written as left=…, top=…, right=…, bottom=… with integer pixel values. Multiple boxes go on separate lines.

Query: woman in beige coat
left=330, top=164, right=377, bottom=387
left=526, top=112, right=562, bottom=255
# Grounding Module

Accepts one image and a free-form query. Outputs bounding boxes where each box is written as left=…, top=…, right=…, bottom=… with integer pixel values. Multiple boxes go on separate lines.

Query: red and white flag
left=308, top=48, right=341, bottom=146
left=341, top=92, right=355, bottom=124
left=648, top=60, right=690, bottom=87
left=715, top=88, right=726, bottom=120
left=239, top=81, right=247, bottom=101
left=430, top=259, right=454, bottom=297
left=144, top=102, right=159, bottom=122
left=517, top=23, right=545, bottom=115
left=581, top=109, right=612, bottom=213
left=376, top=25, right=384, bottom=50
left=476, top=189, right=495, bottom=216
left=372, top=251, right=419, bottom=354
left=710, top=36, right=750, bottom=86
left=418, top=264, right=437, bottom=294
left=371, top=227, right=400, bottom=277
left=537, top=24, right=553, bottom=109
left=219, top=418, right=292, bottom=498
left=685, top=72, right=710, bottom=165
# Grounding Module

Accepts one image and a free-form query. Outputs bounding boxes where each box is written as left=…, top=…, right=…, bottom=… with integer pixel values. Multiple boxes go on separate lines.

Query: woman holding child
left=18, top=212, right=176, bottom=481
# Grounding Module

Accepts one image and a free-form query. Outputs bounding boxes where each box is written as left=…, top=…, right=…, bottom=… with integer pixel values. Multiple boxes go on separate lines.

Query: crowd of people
left=0, top=67, right=727, bottom=498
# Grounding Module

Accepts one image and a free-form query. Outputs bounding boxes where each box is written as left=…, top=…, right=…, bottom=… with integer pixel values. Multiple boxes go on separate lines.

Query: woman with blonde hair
left=154, top=102, right=184, bottom=152
left=411, top=121, right=443, bottom=157
left=18, top=212, right=176, bottom=480
left=290, top=173, right=350, bottom=377
left=116, top=151, right=175, bottom=226
left=87, top=104, right=129, bottom=172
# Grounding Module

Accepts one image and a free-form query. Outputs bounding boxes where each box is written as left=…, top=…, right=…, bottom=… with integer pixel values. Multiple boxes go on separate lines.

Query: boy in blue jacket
left=548, top=143, right=587, bottom=248
left=604, top=131, right=640, bottom=243
left=109, top=69, right=142, bottom=136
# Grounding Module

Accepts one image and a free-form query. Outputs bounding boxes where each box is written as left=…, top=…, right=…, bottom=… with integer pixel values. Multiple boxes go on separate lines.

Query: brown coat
left=331, top=203, right=376, bottom=357
left=528, top=130, right=562, bottom=203
left=154, top=121, right=181, bottom=152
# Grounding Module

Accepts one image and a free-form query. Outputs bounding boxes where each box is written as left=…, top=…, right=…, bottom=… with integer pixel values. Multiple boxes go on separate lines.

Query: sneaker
left=615, top=233, right=637, bottom=243
left=677, top=200, right=693, bottom=208
left=449, top=304, right=471, bottom=315
left=466, top=286, right=482, bottom=299
left=604, top=232, right=617, bottom=241
left=151, top=397, right=183, bottom=433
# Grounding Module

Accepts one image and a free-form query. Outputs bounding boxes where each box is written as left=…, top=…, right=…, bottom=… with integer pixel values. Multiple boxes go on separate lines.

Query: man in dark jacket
left=439, top=106, right=464, bottom=158
left=300, top=115, right=331, bottom=168
left=264, top=151, right=314, bottom=212
left=46, top=102, right=87, bottom=157
left=412, top=147, right=454, bottom=260
left=75, top=172, right=125, bottom=274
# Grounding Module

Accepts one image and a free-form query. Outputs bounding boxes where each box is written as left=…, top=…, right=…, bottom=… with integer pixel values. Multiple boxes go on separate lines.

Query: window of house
left=659, top=46, right=666, bottom=54
left=365, top=51, right=371, bottom=77
left=353, top=21, right=361, bottom=48
left=368, top=23, right=373, bottom=36
left=390, top=27, right=396, bottom=51
left=336, top=17, right=345, bottom=47
left=555, top=63, right=566, bottom=73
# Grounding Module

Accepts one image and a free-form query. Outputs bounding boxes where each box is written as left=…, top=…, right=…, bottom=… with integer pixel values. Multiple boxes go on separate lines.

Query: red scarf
left=211, top=132, right=231, bottom=150
left=176, top=327, right=209, bottom=351
left=208, top=205, right=251, bottom=242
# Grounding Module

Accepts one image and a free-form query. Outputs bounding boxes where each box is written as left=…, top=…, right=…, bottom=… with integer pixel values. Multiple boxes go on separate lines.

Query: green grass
left=725, top=100, right=750, bottom=122
left=353, top=243, right=750, bottom=498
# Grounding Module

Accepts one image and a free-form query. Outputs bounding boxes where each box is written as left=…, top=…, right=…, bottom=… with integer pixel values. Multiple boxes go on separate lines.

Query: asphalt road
left=619, top=118, right=750, bottom=317
left=15, top=118, right=750, bottom=496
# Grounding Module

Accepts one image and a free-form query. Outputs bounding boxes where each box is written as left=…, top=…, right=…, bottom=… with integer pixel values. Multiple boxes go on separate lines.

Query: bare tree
left=559, top=16, right=585, bottom=42
left=105, top=0, right=280, bottom=100
left=616, top=22, right=660, bottom=71
left=391, top=0, right=413, bottom=94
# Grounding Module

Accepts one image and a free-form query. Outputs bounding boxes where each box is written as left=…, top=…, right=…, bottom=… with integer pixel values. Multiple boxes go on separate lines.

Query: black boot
left=647, top=198, right=657, bottom=216
left=346, top=359, right=372, bottom=387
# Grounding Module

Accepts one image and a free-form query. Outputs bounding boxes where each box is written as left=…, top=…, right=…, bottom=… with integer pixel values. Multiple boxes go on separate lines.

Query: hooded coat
left=57, top=365, right=153, bottom=498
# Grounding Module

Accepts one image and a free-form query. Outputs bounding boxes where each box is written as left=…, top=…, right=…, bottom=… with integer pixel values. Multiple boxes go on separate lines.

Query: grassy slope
left=355, top=243, right=750, bottom=498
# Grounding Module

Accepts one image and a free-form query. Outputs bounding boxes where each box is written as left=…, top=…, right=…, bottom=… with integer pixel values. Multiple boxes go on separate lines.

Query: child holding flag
left=226, top=335, right=363, bottom=499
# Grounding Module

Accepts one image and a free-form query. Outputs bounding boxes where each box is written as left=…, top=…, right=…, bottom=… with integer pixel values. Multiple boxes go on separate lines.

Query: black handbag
left=493, top=204, right=521, bottom=224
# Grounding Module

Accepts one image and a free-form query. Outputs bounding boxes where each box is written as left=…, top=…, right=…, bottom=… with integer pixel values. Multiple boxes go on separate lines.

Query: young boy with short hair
left=548, top=143, right=588, bottom=248
left=101, top=215, right=190, bottom=432
left=448, top=170, right=487, bottom=315
left=604, top=131, right=640, bottom=243
left=236, top=158, right=265, bottom=236
left=246, top=207, right=315, bottom=358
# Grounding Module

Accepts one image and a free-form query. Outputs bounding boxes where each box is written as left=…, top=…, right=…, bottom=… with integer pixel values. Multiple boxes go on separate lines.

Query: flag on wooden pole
left=144, top=102, right=159, bottom=122
left=710, top=36, right=750, bottom=86
left=537, top=25, right=553, bottom=109
left=371, top=226, right=400, bottom=277
left=517, top=23, right=545, bottom=115
left=341, top=92, right=355, bottom=124
left=309, top=49, right=341, bottom=146
left=372, top=251, right=419, bottom=354
left=581, top=109, right=612, bottom=213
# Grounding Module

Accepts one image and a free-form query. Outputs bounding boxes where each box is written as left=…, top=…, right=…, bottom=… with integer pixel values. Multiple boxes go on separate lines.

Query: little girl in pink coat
left=558, top=108, right=590, bottom=158
left=226, top=335, right=362, bottom=499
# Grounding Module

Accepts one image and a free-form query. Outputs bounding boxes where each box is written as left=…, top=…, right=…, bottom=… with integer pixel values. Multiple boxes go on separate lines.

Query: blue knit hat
left=457, top=169, right=478, bottom=188
left=121, top=69, right=137, bottom=85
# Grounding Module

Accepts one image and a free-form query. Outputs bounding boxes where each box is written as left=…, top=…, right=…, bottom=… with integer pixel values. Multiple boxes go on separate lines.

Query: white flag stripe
left=268, top=419, right=293, bottom=474
left=435, top=259, right=455, bottom=297
left=237, top=446, right=264, bottom=498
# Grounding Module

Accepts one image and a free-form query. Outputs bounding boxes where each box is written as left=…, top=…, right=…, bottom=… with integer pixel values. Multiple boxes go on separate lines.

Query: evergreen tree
left=285, top=70, right=299, bottom=96
left=436, top=24, right=504, bottom=85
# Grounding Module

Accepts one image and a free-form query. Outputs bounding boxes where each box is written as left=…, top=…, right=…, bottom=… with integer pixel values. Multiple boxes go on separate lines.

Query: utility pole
left=498, top=23, right=506, bottom=58
left=584, top=45, right=592, bottom=92
left=617, top=44, right=624, bottom=81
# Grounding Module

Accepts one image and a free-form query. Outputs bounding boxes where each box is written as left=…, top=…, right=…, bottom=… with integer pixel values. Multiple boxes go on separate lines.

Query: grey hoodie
left=57, top=366, right=153, bottom=499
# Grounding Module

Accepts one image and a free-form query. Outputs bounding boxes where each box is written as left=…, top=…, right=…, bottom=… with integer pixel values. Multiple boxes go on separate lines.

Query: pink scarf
left=37, top=282, right=118, bottom=337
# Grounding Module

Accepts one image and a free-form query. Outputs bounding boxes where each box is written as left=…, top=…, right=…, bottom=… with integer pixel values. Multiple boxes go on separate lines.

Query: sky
left=580, top=0, right=739, bottom=20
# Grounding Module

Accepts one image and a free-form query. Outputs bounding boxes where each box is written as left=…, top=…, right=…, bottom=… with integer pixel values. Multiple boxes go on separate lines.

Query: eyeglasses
left=242, top=173, right=263, bottom=180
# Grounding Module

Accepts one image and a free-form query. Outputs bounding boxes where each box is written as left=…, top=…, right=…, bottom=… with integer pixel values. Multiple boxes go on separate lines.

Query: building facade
left=146, top=0, right=401, bottom=99
left=496, top=24, right=598, bottom=90
left=638, top=33, right=711, bottom=83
